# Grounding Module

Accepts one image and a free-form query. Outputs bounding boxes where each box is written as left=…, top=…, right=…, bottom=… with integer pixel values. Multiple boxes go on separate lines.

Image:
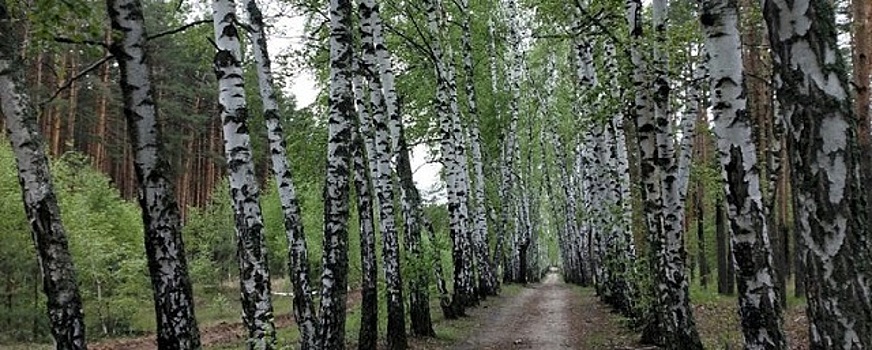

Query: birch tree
left=627, top=0, right=702, bottom=346
left=424, top=0, right=475, bottom=315
left=764, top=0, right=872, bottom=347
left=350, top=121, right=378, bottom=350
left=460, top=0, right=497, bottom=297
left=211, top=1, right=276, bottom=347
left=357, top=0, right=409, bottom=344
left=700, top=0, right=787, bottom=348
left=356, top=0, right=434, bottom=337
left=497, top=0, right=524, bottom=286
left=395, top=121, right=437, bottom=337
left=243, top=1, right=319, bottom=348
left=0, top=3, right=87, bottom=348
left=317, top=0, right=355, bottom=347
left=106, top=0, right=201, bottom=347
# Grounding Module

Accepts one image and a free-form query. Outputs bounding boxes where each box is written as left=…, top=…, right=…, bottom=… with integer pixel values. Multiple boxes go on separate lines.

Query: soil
left=90, top=291, right=361, bottom=350
left=447, top=271, right=646, bottom=350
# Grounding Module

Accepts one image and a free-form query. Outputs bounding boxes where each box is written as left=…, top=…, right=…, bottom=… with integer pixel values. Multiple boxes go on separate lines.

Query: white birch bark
left=350, top=123, right=379, bottom=349
left=460, top=0, right=496, bottom=296
left=763, top=0, right=872, bottom=346
left=243, top=1, right=318, bottom=348
left=700, top=1, right=787, bottom=348
left=357, top=2, right=408, bottom=344
left=0, top=6, right=86, bottom=347
left=107, top=0, right=201, bottom=347
left=211, top=2, right=276, bottom=347
left=317, top=0, right=355, bottom=348
left=424, top=0, right=475, bottom=313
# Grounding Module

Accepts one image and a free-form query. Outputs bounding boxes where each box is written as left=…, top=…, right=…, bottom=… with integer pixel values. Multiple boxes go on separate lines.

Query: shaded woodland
left=0, top=0, right=870, bottom=349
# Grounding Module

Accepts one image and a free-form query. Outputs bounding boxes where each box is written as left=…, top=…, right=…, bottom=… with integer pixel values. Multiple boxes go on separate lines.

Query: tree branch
left=53, top=37, right=109, bottom=48
left=40, top=19, right=213, bottom=108
left=40, top=54, right=113, bottom=107
left=383, top=22, right=436, bottom=64
left=147, top=19, right=212, bottom=41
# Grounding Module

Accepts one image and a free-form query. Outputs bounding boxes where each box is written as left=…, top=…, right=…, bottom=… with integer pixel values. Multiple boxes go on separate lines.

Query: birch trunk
left=424, top=0, right=474, bottom=315
left=357, top=0, right=434, bottom=336
left=317, top=0, right=355, bottom=348
left=0, top=4, right=87, bottom=348
left=351, top=57, right=381, bottom=349
left=700, top=1, right=787, bottom=348
left=211, top=1, right=276, bottom=348
left=107, top=0, right=201, bottom=347
left=243, top=1, right=318, bottom=348
left=460, top=0, right=496, bottom=297
left=391, top=124, right=436, bottom=339
left=764, top=0, right=872, bottom=347
left=357, top=2, right=408, bottom=344
left=350, top=123, right=378, bottom=350
left=606, top=41, right=640, bottom=318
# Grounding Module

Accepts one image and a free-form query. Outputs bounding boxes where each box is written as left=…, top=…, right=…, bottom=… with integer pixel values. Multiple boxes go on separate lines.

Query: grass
left=689, top=278, right=807, bottom=349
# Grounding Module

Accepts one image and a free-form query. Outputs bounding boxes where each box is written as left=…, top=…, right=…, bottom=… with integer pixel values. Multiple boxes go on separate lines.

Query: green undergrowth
left=690, top=279, right=806, bottom=349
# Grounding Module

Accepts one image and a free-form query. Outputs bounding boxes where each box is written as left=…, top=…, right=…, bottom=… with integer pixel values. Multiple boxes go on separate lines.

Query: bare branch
left=40, top=54, right=113, bottom=107
left=147, top=19, right=212, bottom=41
left=53, top=37, right=109, bottom=48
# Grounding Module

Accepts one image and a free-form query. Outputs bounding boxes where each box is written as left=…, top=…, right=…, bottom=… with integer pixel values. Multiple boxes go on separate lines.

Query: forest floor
left=410, top=271, right=645, bottom=350
left=1, top=274, right=810, bottom=349
left=413, top=271, right=810, bottom=350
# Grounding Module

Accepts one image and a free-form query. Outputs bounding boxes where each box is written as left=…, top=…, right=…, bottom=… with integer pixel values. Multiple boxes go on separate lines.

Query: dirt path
left=449, top=271, right=643, bottom=350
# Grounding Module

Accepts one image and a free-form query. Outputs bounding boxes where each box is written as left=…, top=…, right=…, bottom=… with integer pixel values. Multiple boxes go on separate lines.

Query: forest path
left=449, top=270, right=644, bottom=350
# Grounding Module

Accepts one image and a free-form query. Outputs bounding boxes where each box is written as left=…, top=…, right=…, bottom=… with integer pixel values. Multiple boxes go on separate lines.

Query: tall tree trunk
left=395, top=123, right=436, bottom=337
left=92, top=30, right=111, bottom=173
left=317, top=0, right=355, bottom=348
left=50, top=53, right=64, bottom=157
left=853, top=0, right=870, bottom=149
left=358, top=0, right=434, bottom=338
left=65, top=52, right=77, bottom=151
left=243, top=1, right=319, bottom=348
left=350, top=59, right=384, bottom=347
left=211, top=2, right=276, bottom=348
left=764, top=0, right=872, bottom=347
left=460, top=0, right=496, bottom=298
left=356, top=2, right=410, bottom=345
left=107, top=0, right=202, bottom=348
left=631, top=0, right=703, bottom=346
left=424, top=0, right=474, bottom=316
left=716, top=199, right=732, bottom=295
left=695, top=185, right=708, bottom=289
left=852, top=0, right=872, bottom=242
left=700, top=1, right=787, bottom=347
left=0, top=4, right=87, bottom=348
left=350, top=123, right=378, bottom=350
left=606, top=40, right=641, bottom=317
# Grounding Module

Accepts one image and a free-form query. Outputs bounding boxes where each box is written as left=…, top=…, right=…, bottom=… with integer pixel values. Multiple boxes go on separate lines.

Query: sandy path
left=451, top=272, right=575, bottom=350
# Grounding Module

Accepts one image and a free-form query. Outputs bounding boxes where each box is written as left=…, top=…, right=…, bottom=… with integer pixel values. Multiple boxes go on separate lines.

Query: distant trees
left=4, top=0, right=872, bottom=349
